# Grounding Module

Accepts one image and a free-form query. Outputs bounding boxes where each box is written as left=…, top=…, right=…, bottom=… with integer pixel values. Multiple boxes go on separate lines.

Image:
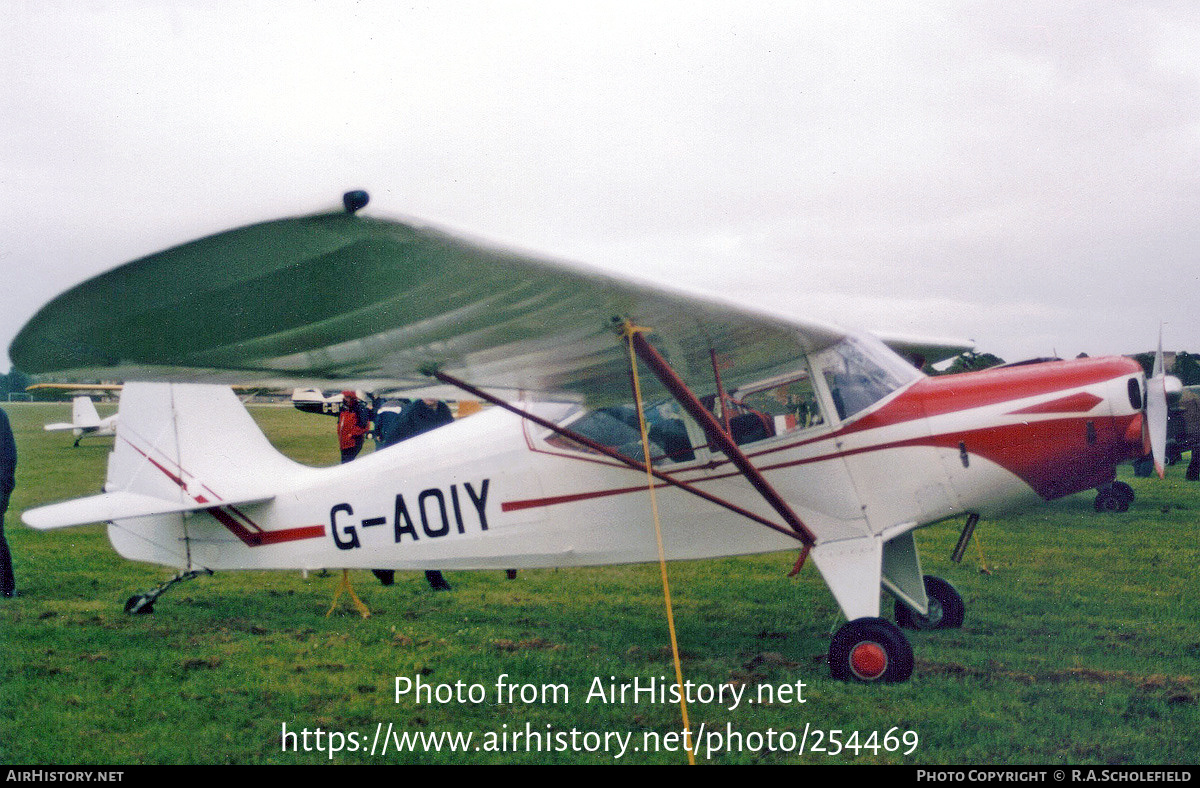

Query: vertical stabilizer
left=101, top=383, right=293, bottom=567
left=106, top=383, right=297, bottom=503
left=72, top=396, right=102, bottom=428
left=24, top=383, right=290, bottom=569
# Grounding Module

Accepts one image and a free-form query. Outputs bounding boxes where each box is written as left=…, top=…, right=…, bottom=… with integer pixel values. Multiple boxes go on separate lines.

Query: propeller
left=1145, top=332, right=1169, bottom=479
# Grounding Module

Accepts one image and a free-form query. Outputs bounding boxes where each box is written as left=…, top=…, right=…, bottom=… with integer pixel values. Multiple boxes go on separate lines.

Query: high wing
left=871, top=331, right=974, bottom=368
left=26, top=383, right=124, bottom=393
left=11, top=204, right=925, bottom=404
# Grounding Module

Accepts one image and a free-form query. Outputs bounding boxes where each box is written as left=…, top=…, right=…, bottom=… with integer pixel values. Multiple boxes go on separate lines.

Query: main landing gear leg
left=124, top=569, right=214, bottom=614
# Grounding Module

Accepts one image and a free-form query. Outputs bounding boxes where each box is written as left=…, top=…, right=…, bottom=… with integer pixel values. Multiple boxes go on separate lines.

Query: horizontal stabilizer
left=22, top=490, right=275, bottom=531
left=43, top=423, right=75, bottom=432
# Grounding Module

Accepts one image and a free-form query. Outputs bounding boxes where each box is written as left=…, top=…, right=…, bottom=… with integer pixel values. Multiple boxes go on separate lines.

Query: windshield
left=813, top=335, right=922, bottom=420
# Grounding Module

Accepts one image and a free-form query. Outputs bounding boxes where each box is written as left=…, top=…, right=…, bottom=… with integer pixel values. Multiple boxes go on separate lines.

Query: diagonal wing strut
left=623, top=325, right=818, bottom=549
left=426, top=320, right=819, bottom=556
left=427, top=368, right=807, bottom=544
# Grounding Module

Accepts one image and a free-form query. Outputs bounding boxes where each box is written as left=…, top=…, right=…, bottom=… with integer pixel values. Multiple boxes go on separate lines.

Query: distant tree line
left=928, top=351, right=1007, bottom=375
left=0, top=369, right=35, bottom=399
left=1131, top=350, right=1200, bottom=386
left=930, top=349, right=1200, bottom=383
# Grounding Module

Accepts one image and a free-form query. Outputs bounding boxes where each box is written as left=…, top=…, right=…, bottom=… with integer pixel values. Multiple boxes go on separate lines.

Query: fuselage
left=114, top=355, right=1147, bottom=573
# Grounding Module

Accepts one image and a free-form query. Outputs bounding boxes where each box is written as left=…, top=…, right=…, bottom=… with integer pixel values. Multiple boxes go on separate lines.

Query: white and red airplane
left=42, top=395, right=118, bottom=446
left=11, top=192, right=1168, bottom=683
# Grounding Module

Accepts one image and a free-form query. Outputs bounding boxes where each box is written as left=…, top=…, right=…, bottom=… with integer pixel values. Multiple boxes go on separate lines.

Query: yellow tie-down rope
left=326, top=569, right=371, bottom=618
left=622, top=321, right=696, bottom=765
left=975, top=531, right=992, bottom=575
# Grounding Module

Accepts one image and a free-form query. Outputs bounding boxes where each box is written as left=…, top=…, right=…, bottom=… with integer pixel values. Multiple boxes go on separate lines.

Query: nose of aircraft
left=914, top=355, right=1150, bottom=505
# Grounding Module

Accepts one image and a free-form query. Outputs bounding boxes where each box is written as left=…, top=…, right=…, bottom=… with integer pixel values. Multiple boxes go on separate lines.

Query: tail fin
left=103, top=382, right=294, bottom=502
left=24, top=383, right=290, bottom=567
left=72, top=395, right=102, bottom=428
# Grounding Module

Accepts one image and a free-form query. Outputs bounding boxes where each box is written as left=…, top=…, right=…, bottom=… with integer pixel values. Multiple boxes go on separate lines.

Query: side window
left=728, top=367, right=826, bottom=446
left=737, top=374, right=825, bottom=434
left=641, top=400, right=697, bottom=464
left=547, top=400, right=697, bottom=465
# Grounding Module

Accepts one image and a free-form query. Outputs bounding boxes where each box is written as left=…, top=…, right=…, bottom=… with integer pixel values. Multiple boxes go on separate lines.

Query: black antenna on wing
left=343, top=190, right=370, bottom=214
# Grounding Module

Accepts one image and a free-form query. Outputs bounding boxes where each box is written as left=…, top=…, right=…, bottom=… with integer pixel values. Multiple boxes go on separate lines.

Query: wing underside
left=12, top=210, right=857, bottom=404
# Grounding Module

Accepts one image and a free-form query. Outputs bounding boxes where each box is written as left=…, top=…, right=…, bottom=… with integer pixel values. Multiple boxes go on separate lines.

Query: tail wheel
left=828, top=617, right=914, bottom=683
left=895, top=575, right=965, bottom=630
left=124, top=594, right=155, bottom=614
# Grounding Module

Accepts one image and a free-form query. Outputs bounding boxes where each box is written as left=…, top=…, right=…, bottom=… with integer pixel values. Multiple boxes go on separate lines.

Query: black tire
left=828, top=617, right=914, bottom=683
left=895, top=575, right=965, bottom=630
left=124, top=595, right=154, bottom=614
left=1110, top=481, right=1134, bottom=504
left=1094, top=489, right=1127, bottom=513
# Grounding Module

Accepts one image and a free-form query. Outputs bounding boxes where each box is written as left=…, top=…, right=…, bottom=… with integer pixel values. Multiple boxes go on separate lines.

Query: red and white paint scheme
left=13, top=193, right=1166, bottom=683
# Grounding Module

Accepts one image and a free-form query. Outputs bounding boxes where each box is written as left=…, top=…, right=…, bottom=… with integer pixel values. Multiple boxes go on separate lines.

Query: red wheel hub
left=849, top=641, right=887, bottom=680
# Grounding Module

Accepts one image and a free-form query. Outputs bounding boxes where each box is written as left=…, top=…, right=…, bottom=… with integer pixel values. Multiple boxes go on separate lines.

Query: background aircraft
left=42, top=395, right=117, bottom=446
left=10, top=193, right=1167, bottom=684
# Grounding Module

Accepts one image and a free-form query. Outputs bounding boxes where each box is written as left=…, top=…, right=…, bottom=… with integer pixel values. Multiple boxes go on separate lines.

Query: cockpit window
left=548, top=399, right=696, bottom=465
left=733, top=370, right=825, bottom=436
left=542, top=340, right=919, bottom=461
left=813, top=335, right=921, bottom=420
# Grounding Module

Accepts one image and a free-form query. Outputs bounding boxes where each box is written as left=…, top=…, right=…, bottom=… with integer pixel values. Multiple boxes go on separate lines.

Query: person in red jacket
left=337, top=391, right=371, bottom=464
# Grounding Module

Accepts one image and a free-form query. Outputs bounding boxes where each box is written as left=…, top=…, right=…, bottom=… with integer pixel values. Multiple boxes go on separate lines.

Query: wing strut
left=426, top=369, right=805, bottom=542
left=624, top=327, right=818, bottom=550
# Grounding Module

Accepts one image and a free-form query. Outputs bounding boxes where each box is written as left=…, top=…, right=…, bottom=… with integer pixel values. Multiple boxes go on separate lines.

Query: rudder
left=106, top=382, right=297, bottom=502
left=72, top=396, right=102, bottom=428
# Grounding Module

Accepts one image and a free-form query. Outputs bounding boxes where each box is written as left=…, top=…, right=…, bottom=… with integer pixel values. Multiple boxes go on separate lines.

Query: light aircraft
left=42, top=395, right=118, bottom=446
left=11, top=191, right=1169, bottom=684
left=1163, top=382, right=1195, bottom=466
left=291, top=387, right=351, bottom=416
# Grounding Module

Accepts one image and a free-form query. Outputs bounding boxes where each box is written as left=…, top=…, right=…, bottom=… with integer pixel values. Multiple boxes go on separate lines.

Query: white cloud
left=2, top=1, right=1199, bottom=369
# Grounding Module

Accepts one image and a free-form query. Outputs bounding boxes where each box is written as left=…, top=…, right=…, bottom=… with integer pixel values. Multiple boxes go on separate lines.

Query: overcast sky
left=3, top=1, right=1198, bottom=373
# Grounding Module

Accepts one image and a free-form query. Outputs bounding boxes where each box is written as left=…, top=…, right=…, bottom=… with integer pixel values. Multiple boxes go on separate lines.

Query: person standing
left=379, top=399, right=455, bottom=591
left=0, top=407, right=17, bottom=598
left=337, top=391, right=371, bottom=464
left=1179, top=388, right=1200, bottom=481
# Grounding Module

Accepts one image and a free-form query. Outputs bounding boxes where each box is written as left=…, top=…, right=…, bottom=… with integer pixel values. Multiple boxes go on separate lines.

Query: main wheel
left=894, top=575, right=965, bottom=630
left=1094, top=488, right=1128, bottom=513
left=828, top=617, right=914, bottom=683
left=1110, top=481, right=1134, bottom=504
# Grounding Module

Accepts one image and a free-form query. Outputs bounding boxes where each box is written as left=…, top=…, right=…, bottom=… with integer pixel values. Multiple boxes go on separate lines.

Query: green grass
left=1, top=402, right=1197, bottom=764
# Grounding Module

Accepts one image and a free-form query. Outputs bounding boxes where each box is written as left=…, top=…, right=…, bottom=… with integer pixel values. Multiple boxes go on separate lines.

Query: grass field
left=1, top=401, right=1197, bottom=765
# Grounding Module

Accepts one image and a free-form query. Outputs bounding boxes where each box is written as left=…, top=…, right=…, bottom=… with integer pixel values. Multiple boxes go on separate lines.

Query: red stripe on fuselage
left=840, top=357, right=1140, bottom=437
left=502, top=483, right=667, bottom=512
left=121, top=435, right=324, bottom=546
left=501, top=356, right=1143, bottom=515
left=204, top=506, right=324, bottom=546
